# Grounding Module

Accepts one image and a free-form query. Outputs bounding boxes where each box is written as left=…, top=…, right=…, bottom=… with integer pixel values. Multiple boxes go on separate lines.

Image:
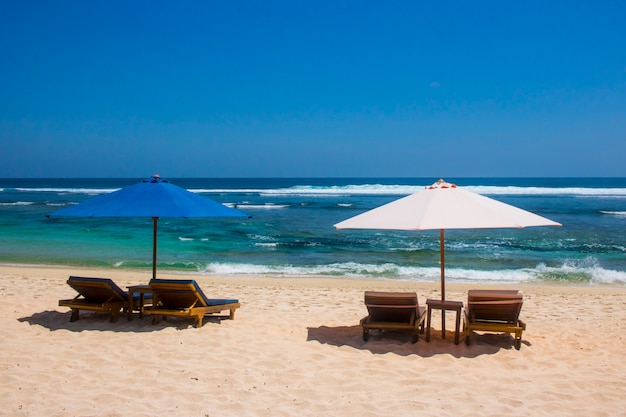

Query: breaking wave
left=195, top=261, right=626, bottom=285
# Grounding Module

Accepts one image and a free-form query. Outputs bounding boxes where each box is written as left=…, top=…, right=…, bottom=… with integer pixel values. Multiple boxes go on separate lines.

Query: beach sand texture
left=2, top=265, right=625, bottom=417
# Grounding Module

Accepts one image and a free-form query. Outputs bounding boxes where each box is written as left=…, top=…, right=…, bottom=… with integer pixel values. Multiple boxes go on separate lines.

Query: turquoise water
left=1, top=177, right=625, bottom=285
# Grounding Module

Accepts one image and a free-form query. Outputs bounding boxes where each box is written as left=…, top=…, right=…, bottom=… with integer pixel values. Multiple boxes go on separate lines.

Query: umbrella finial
left=428, top=179, right=456, bottom=189
left=146, top=174, right=168, bottom=184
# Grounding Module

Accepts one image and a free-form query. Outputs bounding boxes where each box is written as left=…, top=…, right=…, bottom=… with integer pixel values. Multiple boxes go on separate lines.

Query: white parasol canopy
left=334, top=179, right=561, bottom=303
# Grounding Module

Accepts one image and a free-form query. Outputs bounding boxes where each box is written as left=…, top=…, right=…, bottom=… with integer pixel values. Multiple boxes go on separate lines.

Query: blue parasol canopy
left=49, top=174, right=249, bottom=278
left=50, top=174, right=248, bottom=218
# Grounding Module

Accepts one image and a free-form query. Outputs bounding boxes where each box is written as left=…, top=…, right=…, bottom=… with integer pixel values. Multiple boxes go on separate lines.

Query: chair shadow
left=307, top=325, right=527, bottom=357
left=18, top=310, right=228, bottom=332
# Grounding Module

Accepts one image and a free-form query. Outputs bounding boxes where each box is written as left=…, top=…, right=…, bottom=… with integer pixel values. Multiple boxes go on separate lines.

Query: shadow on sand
left=18, top=310, right=229, bottom=332
left=306, top=325, right=529, bottom=358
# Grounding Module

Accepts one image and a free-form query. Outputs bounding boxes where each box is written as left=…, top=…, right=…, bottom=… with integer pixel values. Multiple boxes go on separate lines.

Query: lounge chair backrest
left=67, top=276, right=127, bottom=303
left=468, top=290, right=521, bottom=301
left=365, top=291, right=419, bottom=307
left=149, top=279, right=211, bottom=308
left=466, top=290, right=523, bottom=324
left=364, top=291, right=419, bottom=323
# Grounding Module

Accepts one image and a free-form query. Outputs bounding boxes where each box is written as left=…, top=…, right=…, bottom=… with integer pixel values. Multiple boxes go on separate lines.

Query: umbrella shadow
left=18, top=310, right=228, bottom=332
left=306, top=325, right=525, bottom=357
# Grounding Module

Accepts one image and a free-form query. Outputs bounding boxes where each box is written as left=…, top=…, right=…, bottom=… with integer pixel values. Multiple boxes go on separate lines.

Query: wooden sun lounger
left=360, top=291, right=426, bottom=343
left=147, top=279, right=240, bottom=328
left=58, top=276, right=129, bottom=323
left=463, top=289, right=526, bottom=350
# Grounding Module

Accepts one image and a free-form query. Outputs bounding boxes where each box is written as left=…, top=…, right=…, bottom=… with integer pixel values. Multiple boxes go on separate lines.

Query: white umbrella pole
left=152, top=217, right=158, bottom=280
left=440, top=228, right=445, bottom=301
left=440, top=228, right=446, bottom=337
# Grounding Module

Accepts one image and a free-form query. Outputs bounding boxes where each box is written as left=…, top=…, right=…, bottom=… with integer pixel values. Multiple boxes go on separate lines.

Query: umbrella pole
left=152, top=217, right=158, bottom=280
left=440, top=228, right=446, bottom=338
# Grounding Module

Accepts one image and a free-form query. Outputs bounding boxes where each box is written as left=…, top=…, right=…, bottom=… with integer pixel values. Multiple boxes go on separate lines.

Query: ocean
left=1, top=177, right=625, bottom=285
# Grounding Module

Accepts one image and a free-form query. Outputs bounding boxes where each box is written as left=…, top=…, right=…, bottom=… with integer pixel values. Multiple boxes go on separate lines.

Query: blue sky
left=1, top=1, right=625, bottom=178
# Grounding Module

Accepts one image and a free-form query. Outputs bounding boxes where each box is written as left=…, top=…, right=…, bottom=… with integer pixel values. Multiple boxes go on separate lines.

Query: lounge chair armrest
left=364, top=304, right=419, bottom=309
left=468, top=300, right=523, bottom=306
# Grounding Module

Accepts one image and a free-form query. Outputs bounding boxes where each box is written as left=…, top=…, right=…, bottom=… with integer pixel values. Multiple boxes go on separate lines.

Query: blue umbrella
left=49, top=174, right=249, bottom=278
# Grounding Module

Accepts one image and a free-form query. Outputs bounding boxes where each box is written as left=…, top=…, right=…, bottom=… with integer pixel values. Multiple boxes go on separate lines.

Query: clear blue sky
left=1, top=1, right=625, bottom=178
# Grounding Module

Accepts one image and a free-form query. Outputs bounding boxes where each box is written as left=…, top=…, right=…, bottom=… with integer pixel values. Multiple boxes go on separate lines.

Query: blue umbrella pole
left=152, top=217, right=158, bottom=279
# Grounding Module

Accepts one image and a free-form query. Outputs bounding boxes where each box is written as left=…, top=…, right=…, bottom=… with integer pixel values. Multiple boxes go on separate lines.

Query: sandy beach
left=2, top=265, right=625, bottom=417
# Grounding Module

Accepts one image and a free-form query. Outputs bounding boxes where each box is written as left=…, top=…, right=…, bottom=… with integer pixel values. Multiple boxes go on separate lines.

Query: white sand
left=1, top=265, right=625, bottom=417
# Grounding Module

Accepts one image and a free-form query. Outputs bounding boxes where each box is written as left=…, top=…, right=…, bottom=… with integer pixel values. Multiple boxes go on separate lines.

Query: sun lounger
left=147, top=279, right=240, bottom=328
left=463, top=289, right=526, bottom=350
left=360, top=291, right=426, bottom=343
left=58, top=276, right=139, bottom=323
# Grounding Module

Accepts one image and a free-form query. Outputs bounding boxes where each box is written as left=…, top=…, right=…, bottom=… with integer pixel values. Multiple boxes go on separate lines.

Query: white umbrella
left=334, top=179, right=561, bottom=302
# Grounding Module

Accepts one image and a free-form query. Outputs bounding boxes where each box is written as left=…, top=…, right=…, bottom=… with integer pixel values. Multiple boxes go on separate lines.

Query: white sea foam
left=601, top=211, right=626, bottom=217
left=236, top=204, right=289, bottom=209
left=254, top=242, right=280, bottom=248
left=202, top=184, right=626, bottom=197
left=14, top=187, right=118, bottom=194
left=0, top=201, right=35, bottom=206
left=196, top=260, right=626, bottom=284
left=8, top=184, right=626, bottom=197
left=467, top=185, right=626, bottom=196
left=534, top=260, right=626, bottom=284
left=259, top=185, right=421, bottom=196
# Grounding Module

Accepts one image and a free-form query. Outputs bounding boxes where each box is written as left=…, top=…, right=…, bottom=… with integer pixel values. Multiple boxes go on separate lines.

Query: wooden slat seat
left=360, top=291, right=426, bottom=343
left=58, top=276, right=129, bottom=323
left=147, top=279, right=240, bottom=328
left=463, top=289, right=526, bottom=350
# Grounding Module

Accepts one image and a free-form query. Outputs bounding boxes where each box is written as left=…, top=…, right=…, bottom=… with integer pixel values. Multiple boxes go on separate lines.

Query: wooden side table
left=425, top=299, right=463, bottom=345
left=127, top=285, right=152, bottom=320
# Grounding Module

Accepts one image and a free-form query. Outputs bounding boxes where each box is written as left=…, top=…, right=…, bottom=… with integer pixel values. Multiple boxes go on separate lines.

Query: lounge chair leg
left=70, top=309, right=79, bottom=322
left=229, top=309, right=236, bottom=320
left=110, top=309, right=120, bottom=323
left=152, top=315, right=160, bottom=325
left=465, top=332, right=471, bottom=346
left=363, top=330, right=369, bottom=342
left=195, top=315, right=203, bottom=328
